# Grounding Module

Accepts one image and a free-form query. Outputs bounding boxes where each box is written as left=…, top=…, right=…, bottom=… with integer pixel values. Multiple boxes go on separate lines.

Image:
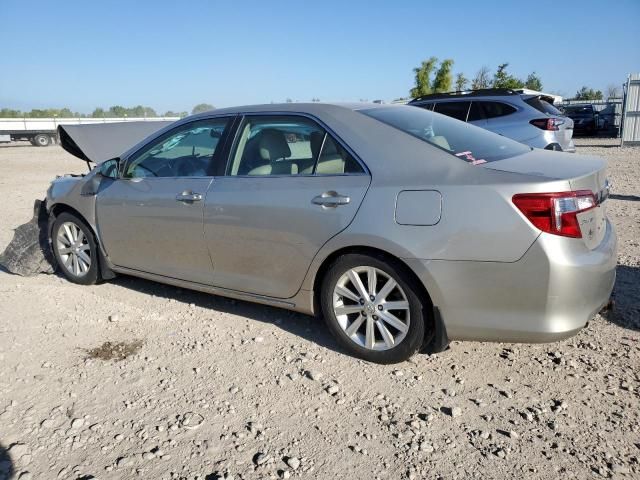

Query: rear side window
left=524, top=97, right=563, bottom=115
left=227, top=115, right=364, bottom=176
left=433, top=101, right=470, bottom=121
left=480, top=101, right=517, bottom=119
left=467, top=102, right=485, bottom=122
left=360, top=106, right=530, bottom=163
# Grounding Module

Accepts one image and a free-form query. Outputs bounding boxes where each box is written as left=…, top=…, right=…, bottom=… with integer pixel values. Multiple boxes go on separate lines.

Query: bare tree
left=471, top=66, right=491, bottom=90
left=606, top=84, right=621, bottom=100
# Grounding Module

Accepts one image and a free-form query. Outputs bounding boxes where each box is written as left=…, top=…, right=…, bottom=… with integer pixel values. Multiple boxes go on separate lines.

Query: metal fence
left=622, top=73, right=640, bottom=146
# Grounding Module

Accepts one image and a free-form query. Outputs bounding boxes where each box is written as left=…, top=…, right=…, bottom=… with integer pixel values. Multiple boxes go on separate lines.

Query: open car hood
left=58, top=121, right=175, bottom=165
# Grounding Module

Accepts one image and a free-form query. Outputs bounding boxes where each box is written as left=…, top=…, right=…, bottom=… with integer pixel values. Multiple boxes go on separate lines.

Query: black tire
left=320, top=253, right=427, bottom=364
left=34, top=134, right=50, bottom=147
left=51, top=212, right=100, bottom=285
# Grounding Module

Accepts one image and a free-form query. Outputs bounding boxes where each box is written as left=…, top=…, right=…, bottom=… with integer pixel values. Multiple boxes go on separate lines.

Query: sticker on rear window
left=455, top=151, right=487, bottom=165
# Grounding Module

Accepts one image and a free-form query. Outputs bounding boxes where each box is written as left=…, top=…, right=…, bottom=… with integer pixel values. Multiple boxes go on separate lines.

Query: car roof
left=187, top=102, right=385, bottom=119
left=409, top=88, right=521, bottom=103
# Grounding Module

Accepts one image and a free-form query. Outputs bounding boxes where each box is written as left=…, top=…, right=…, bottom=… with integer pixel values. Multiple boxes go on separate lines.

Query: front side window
left=227, top=115, right=364, bottom=176
left=360, top=105, right=530, bottom=163
left=125, top=118, right=230, bottom=178
left=433, top=101, right=471, bottom=121
left=416, top=102, right=435, bottom=111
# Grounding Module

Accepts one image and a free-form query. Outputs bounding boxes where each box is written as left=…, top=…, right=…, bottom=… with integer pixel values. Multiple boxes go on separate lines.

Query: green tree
left=471, top=66, right=491, bottom=90
left=524, top=72, right=543, bottom=91
left=492, top=63, right=524, bottom=89
left=432, top=59, right=454, bottom=93
left=108, top=105, right=127, bottom=117
left=410, top=56, right=438, bottom=98
left=192, top=103, right=214, bottom=114
left=574, top=86, right=603, bottom=100
left=0, top=108, right=22, bottom=117
left=92, top=107, right=106, bottom=118
left=454, top=72, right=468, bottom=92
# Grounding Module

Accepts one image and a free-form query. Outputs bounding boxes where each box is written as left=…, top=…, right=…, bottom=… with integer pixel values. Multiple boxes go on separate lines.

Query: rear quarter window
left=360, top=105, right=530, bottom=163
left=524, top=97, right=563, bottom=115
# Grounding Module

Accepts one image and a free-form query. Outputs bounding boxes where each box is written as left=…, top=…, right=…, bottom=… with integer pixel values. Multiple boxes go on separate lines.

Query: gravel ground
left=0, top=140, right=638, bottom=480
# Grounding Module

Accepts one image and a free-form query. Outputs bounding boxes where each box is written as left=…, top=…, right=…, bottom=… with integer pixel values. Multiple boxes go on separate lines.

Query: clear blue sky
left=1, top=0, right=639, bottom=113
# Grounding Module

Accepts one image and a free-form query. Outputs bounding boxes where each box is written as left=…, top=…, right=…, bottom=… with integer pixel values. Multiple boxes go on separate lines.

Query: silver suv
left=409, top=89, right=575, bottom=152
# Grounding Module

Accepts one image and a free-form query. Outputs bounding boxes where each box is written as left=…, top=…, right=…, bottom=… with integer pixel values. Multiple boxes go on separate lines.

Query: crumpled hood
left=58, top=121, right=175, bottom=164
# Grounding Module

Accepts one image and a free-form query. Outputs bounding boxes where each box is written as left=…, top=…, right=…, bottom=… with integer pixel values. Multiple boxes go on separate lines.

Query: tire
left=320, top=253, right=427, bottom=364
left=51, top=212, right=100, bottom=285
left=34, top=134, right=50, bottom=147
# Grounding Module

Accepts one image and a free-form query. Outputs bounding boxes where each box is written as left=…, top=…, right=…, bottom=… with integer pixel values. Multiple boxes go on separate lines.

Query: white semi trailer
left=0, top=117, right=180, bottom=146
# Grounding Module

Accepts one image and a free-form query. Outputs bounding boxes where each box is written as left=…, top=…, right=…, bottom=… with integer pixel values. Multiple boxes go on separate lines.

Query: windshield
left=359, top=106, right=530, bottom=163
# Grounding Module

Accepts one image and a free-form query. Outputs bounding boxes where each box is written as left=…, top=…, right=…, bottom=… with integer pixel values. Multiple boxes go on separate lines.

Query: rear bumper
left=407, top=220, right=617, bottom=343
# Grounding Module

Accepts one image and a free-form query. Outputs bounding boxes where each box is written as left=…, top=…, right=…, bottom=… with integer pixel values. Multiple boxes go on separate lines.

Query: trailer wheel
left=34, top=134, right=50, bottom=147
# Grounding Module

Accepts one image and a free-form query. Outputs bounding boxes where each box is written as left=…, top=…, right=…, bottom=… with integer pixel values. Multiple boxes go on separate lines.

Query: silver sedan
left=47, top=103, right=616, bottom=363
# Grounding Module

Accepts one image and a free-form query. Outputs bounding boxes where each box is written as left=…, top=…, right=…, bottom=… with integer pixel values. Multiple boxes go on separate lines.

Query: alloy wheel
left=56, top=221, right=92, bottom=277
left=332, top=266, right=410, bottom=351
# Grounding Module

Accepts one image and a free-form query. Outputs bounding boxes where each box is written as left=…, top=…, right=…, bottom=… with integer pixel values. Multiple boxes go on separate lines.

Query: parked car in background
left=562, top=104, right=598, bottom=136
left=47, top=103, right=614, bottom=364
left=409, top=89, right=575, bottom=152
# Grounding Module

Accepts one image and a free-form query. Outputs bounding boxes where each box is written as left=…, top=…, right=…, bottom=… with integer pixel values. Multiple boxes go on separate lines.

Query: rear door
left=477, top=100, right=521, bottom=138
left=203, top=114, right=370, bottom=298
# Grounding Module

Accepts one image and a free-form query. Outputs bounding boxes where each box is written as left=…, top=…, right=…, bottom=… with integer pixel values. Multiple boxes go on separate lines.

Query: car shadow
left=610, top=193, right=640, bottom=202
left=601, top=265, right=640, bottom=332
left=110, top=275, right=347, bottom=356
left=0, top=443, right=14, bottom=480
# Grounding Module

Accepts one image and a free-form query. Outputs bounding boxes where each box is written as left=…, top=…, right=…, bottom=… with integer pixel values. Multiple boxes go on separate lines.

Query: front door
left=203, top=114, right=370, bottom=298
left=96, top=117, right=233, bottom=284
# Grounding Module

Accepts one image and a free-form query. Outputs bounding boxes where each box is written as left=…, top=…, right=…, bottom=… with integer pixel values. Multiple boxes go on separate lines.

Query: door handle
left=312, top=191, right=350, bottom=208
left=176, top=191, right=203, bottom=203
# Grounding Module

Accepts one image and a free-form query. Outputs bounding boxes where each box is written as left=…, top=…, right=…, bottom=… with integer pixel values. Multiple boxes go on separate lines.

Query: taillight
left=530, top=118, right=565, bottom=130
left=512, top=191, right=597, bottom=238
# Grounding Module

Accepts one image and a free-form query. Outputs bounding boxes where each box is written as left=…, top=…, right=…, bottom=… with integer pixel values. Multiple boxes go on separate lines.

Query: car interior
left=230, top=119, right=361, bottom=176
left=126, top=125, right=225, bottom=178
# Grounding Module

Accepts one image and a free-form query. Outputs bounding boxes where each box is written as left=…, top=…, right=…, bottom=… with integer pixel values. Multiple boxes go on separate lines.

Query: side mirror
left=99, top=158, right=120, bottom=179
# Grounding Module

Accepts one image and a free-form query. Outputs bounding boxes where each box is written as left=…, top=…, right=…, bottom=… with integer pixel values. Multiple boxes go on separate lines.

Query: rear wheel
left=51, top=212, right=100, bottom=285
left=34, top=134, right=50, bottom=147
left=321, top=253, right=426, bottom=363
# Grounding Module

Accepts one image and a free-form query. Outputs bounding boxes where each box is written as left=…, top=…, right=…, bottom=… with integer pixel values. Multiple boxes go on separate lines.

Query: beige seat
left=430, top=135, right=451, bottom=150
left=302, top=132, right=345, bottom=174
left=246, top=129, right=298, bottom=175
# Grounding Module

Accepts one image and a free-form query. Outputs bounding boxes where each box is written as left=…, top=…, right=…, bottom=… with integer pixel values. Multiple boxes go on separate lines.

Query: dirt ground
left=0, top=138, right=638, bottom=480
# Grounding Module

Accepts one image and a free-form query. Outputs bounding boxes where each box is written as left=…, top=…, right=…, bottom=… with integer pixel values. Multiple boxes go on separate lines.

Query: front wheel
left=51, top=212, right=100, bottom=285
left=321, top=253, right=427, bottom=364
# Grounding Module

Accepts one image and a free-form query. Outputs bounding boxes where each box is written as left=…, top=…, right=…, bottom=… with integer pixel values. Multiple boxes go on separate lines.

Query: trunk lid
left=484, top=149, right=610, bottom=249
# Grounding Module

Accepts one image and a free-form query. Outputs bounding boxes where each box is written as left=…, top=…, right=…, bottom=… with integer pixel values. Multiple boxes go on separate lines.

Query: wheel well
left=312, top=245, right=435, bottom=329
left=49, top=204, right=94, bottom=237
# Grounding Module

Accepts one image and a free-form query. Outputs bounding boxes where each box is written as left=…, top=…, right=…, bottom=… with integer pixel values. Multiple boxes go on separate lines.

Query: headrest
left=258, top=129, right=291, bottom=161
